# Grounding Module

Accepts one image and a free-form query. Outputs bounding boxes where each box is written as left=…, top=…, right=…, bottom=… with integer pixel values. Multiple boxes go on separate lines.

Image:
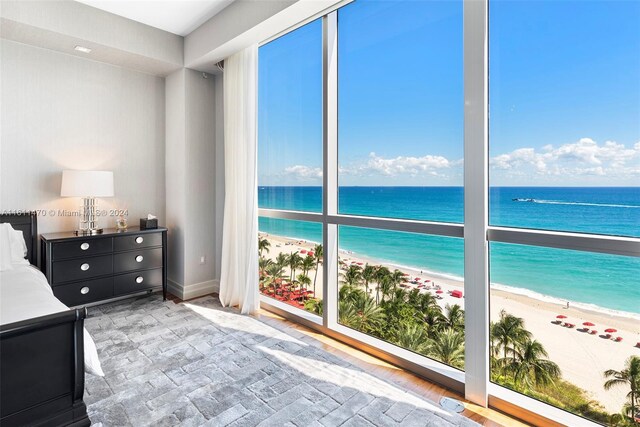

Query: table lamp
left=61, top=170, right=114, bottom=235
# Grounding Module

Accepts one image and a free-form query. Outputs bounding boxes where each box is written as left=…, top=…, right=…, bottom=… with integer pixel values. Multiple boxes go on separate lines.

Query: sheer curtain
left=219, top=44, right=260, bottom=315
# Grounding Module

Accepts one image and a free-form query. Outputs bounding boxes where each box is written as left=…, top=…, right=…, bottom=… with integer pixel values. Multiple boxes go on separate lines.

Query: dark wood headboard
left=0, top=212, right=38, bottom=267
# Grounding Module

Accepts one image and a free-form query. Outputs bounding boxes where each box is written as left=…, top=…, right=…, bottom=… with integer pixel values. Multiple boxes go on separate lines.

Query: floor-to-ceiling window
left=257, top=0, right=640, bottom=425
left=488, top=1, right=640, bottom=423
left=258, top=19, right=324, bottom=317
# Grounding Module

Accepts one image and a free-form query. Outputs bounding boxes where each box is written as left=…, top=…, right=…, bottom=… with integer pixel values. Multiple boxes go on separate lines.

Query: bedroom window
left=487, top=0, right=640, bottom=423
left=257, top=0, right=640, bottom=425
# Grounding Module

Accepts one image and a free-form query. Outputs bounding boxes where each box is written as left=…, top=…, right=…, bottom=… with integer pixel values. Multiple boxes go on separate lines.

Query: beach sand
left=260, top=233, right=640, bottom=413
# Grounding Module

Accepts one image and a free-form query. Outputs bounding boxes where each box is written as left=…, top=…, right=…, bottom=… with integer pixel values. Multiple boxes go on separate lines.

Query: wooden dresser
left=41, top=227, right=167, bottom=307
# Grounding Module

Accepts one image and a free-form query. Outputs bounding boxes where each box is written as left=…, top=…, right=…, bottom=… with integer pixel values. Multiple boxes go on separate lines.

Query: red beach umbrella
left=308, top=252, right=314, bottom=257
left=300, top=250, right=307, bottom=254
left=436, top=290, right=444, bottom=294
left=556, top=315, right=567, bottom=319
left=583, top=322, right=595, bottom=327
left=605, top=328, right=617, bottom=333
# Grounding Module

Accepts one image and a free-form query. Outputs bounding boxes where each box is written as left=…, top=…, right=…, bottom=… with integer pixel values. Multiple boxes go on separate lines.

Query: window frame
left=256, top=2, right=640, bottom=426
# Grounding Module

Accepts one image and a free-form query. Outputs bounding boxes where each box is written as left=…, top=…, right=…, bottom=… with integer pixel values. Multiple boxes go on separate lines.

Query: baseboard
left=167, top=279, right=219, bottom=301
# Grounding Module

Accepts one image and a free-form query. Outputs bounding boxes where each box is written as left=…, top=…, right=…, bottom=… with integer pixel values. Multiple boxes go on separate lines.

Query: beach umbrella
left=415, top=277, right=421, bottom=281
left=556, top=315, right=567, bottom=319
left=308, top=252, right=314, bottom=257
left=300, top=250, right=307, bottom=254
left=436, top=290, right=443, bottom=294
left=605, top=328, right=617, bottom=333
left=583, top=322, right=595, bottom=327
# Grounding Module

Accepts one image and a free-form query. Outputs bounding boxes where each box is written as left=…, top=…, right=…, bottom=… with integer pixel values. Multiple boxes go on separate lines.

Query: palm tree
left=428, top=329, right=465, bottom=369
left=300, top=256, right=315, bottom=291
left=258, top=237, right=271, bottom=257
left=297, top=274, right=311, bottom=295
left=442, top=304, right=465, bottom=332
left=490, top=310, right=532, bottom=364
left=265, top=263, right=285, bottom=295
left=361, top=264, right=376, bottom=296
left=312, top=244, right=323, bottom=295
left=374, top=266, right=390, bottom=303
left=378, top=275, right=393, bottom=303
left=604, top=356, right=640, bottom=424
left=389, top=269, right=405, bottom=294
left=511, top=339, right=561, bottom=390
left=340, top=264, right=362, bottom=288
left=259, top=256, right=272, bottom=271
left=394, top=324, right=430, bottom=354
left=287, top=252, right=303, bottom=282
left=338, top=289, right=385, bottom=333
left=275, top=253, right=288, bottom=269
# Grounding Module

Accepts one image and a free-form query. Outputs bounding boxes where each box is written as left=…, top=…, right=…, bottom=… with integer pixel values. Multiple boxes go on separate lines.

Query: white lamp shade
left=61, top=170, right=114, bottom=197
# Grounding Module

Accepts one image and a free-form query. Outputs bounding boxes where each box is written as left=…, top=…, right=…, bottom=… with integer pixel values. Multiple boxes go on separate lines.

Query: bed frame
left=0, top=212, right=90, bottom=427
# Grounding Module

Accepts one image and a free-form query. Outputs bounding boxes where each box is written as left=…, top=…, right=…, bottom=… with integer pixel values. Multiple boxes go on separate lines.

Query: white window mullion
left=323, top=11, right=339, bottom=328
left=463, top=0, right=490, bottom=407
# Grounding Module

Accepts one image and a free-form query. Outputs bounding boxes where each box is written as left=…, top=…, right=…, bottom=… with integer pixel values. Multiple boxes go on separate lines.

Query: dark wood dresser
left=41, top=227, right=167, bottom=307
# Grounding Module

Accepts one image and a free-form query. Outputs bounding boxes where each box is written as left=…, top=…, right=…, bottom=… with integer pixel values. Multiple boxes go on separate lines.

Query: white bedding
left=0, top=265, right=104, bottom=376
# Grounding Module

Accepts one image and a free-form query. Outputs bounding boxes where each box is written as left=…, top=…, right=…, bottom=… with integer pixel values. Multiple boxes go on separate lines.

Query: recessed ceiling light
left=74, top=45, right=92, bottom=53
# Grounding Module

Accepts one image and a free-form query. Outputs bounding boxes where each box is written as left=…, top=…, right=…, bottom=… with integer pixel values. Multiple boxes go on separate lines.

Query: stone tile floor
left=85, top=294, right=479, bottom=427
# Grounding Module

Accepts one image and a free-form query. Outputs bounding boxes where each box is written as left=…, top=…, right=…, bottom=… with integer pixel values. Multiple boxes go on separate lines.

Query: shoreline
left=259, top=232, right=640, bottom=322
left=260, top=232, right=639, bottom=412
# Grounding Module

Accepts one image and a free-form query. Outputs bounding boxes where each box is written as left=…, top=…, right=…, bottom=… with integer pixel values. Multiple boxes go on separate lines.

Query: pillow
left=0, top=224, right=14, bottom=271
left=10, top=228, right=29, bottom=265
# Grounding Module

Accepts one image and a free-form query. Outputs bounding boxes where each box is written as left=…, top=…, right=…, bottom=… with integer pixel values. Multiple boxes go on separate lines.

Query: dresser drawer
left=114, top=232, right=162, bottom=252
left=52, top=255, right=113, bottom=284
left=52, top=277, right=113, bottom=307
left=114, top=268, right=162, bottom=295
left=52, top=238, right=112, bottom=260
left=113, top=247, right=162, bottom=273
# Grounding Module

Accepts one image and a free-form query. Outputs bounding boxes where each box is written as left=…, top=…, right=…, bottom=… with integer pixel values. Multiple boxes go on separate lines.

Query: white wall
left=165, top=69, right=187, bottom=287
left=0, top=39, right=166, bottom=234
left=165, top=68, right=217, bottom=299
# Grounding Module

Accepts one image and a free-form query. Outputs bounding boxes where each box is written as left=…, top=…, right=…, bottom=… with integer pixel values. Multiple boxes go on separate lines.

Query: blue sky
left=258, top=0, right=640, bottom=187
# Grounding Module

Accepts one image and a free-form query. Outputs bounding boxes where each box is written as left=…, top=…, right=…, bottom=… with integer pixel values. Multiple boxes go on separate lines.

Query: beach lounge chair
left=590, top=330, right=598, bottom=335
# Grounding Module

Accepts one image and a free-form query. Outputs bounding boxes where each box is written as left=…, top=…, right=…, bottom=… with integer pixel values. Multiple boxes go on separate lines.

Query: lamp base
left=74, top=228, right=104, bottom=236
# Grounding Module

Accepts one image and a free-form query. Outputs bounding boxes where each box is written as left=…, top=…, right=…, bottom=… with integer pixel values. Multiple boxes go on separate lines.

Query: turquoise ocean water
left=258, top=187, right=640, bottom=316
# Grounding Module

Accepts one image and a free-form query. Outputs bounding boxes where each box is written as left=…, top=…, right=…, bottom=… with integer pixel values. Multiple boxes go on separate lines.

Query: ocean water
left=258, top=187, right=640, bottom=315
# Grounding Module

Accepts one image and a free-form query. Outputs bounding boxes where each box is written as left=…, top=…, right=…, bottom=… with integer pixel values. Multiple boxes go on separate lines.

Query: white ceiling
left=76, top=0, right=234, bottom=36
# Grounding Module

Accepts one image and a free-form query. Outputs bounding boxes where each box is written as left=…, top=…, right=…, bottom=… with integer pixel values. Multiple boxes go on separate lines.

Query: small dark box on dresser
left=140, top=218, right=158, bottom=229
left=40, top=227, right=167, bottom=307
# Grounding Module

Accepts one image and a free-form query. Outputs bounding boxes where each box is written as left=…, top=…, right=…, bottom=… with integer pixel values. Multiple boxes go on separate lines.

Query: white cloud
left=272, top=138, right=639, bottom=186
left=341, top=152, right=454, bottom=177
left=489, top=138, right=640, bottom=180
left=283, top=165, right=323, bottom=180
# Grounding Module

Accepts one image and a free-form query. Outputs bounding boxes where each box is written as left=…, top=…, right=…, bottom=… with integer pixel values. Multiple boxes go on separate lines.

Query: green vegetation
left=258, top=237, right=637, bottom=426
left=604, top=356, right=640, bottom=426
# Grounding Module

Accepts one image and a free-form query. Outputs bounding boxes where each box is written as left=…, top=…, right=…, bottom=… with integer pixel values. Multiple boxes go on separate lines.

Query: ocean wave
left=512, top=198, right=639, bottom=208
left=491, top=283, right=640, bottom=320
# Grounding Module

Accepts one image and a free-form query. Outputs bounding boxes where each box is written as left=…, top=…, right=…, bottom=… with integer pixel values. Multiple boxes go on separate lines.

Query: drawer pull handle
left=136, top=255, right=144, bottom=262
left=81, top=263, right=90, bottom=271
left=136, top=276, right=144, bottom=284
left=80, top=286, right=90, bottom=295
left=80, top=242, right=90, bottom=250
left=135, top=236, right=144, bottom=244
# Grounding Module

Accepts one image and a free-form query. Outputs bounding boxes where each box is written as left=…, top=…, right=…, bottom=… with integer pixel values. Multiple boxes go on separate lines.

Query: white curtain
left=219, top=44, right=260, bottom=315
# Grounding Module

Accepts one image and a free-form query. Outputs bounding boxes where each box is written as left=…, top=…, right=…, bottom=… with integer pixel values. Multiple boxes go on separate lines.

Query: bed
left=0, top=213, right=99, bottom=427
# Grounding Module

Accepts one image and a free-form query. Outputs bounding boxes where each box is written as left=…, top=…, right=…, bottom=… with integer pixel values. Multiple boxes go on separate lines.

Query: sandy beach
left=260, top=233, right=640, bottom=412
